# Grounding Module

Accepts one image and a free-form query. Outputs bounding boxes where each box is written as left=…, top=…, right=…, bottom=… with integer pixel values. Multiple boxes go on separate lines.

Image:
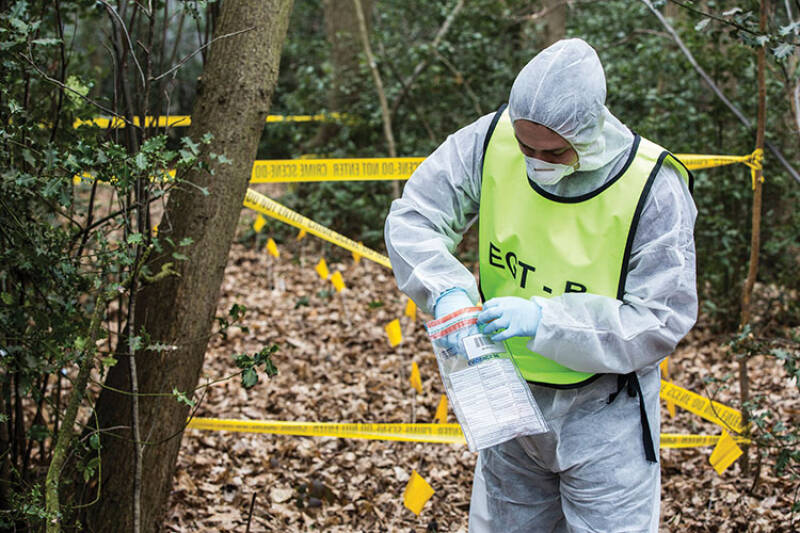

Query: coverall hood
left=508, top=38, right=630, bottom=172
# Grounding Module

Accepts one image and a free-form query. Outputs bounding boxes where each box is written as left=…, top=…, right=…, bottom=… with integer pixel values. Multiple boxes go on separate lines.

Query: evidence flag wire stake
left=184, top=418, right=750, bottom=449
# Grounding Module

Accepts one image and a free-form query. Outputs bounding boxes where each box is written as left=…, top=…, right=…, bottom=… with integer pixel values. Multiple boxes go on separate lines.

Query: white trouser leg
left=468, top=453, right=492, bottom=533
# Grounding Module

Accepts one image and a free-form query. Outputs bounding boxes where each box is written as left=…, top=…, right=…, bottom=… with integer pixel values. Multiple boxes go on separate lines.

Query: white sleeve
left=529, top=163, right=698, bottom=374
left=384, top=113, right=496, bottom=314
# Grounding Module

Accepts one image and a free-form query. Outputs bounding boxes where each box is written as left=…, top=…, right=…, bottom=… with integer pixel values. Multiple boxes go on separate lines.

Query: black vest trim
left=526, top=372, right=604, bottom=389
left=477, top=103, right=508, bottom=305
left=480, top=103, right=508, bottom=181
left=526, top=135, right=642, bottom=204
left=671, top=154, right=695, bottom=194
left=616, top=150, right=667, bottom=301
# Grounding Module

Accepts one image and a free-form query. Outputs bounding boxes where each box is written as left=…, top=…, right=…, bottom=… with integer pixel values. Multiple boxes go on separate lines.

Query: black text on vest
left=488, top=241, right=589, bottom=294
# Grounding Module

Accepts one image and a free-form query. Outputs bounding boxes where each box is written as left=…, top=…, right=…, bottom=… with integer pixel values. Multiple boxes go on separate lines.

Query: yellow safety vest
left=479, top=105, right=691, bottom=387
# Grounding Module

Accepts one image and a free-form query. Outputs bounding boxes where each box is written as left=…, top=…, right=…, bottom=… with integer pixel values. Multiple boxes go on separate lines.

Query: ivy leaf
left=234, top=353, right=253, bottom=369
left=241, top=368, right=258, bottom=389
left=32, top=37, right=61, bottom=46
left=779, top=22, right=800, bottom=36
left=134, top=152, right=148, bottom=170
left=694, top=18, right=711, bottom=32
left=129, top=336, right=143, bottom=352
left=172, top=387, right=196, bottom=407
left=772, top=42, right=794, bottom=60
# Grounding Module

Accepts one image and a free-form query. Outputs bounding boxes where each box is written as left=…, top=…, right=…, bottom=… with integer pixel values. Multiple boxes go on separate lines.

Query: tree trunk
left=540, top=0, right=566, bottom=48
left=306, top=0, right=372, bottom=150
left=85, top=1, right=293, bottom=531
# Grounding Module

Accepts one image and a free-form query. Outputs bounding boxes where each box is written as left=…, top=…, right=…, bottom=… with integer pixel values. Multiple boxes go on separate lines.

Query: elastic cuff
left=434, top=287, right=469, bottom=306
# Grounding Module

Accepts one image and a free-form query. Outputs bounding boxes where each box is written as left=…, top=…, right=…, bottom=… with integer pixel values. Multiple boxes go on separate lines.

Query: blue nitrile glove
left=433, top=288, right=479, bottom=357
left=477, top=296, right=542, bottom=342
left=434, top=288, right=474, bottom=319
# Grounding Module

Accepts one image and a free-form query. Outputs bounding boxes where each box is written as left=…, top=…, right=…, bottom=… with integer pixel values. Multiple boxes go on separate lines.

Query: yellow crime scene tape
left=72, top=152, right=763, bottom=186
left=660, top=380, right=744, bottom=434
left=243, top=188, right=392, bottom=269
left=250, top=158, right=424, bottom=183
left=186, top=419, right=466, bottom=444
left=73, top=113, right=349, bottom=129
left=676, top=149, right=764, bottom=189
left=245, top=151, right=762, bottom=183
left=186, top=418, right=750, bottom=449
left=675, top=150, right=763, bottom=171
left=660, top=433, right=750, bottom=448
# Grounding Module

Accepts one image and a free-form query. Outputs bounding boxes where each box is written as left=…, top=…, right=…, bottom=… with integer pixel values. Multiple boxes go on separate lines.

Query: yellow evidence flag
left=330, top=271, right=346, bottom=292
left=709, top=430, right=744, bottom=475
left=253, top=214, right=267, bottom=233
left=315, top=258, right=330, bottom=280
left=403, top=470, right=435, bottom=515
left=405, top=299, right=417, bottom=321
left=385, top=319, right=402, bottom=347
left=266, top=238, right=280, bottom=258
left=409, top=361, right=423, bottom=394
left=434, top=394, right=448, bottom=424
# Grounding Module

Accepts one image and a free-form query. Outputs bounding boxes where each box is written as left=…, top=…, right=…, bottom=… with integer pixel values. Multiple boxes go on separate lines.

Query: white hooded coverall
left=384, top=39, right=697, bottom=532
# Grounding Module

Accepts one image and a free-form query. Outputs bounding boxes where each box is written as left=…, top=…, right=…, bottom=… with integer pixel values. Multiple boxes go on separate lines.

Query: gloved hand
left=433, top=288, right=479, bottom=357
left=477, top=296, right=542, bottom=342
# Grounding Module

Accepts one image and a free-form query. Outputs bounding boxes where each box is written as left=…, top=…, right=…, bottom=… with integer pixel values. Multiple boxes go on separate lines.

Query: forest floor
left=165, top=236, right=799, bottom=532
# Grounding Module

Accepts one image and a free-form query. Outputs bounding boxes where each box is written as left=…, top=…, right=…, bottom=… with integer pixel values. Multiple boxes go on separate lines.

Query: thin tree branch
left=19, top=50, right=130, bottom=125
left=667, top=0, right=761, bottom=36
left=433, top=50, right=483, bottom=116
left=390, top=0, right=465, bottom=119
left=48, top=0, right=67, bottom=144
left=98, top=0, right=146, bottom=88
left=150, top=26, right=255, bottom=82
left=352, top=0, right=395, bottom=156
left=641, top=0, right=800, bottom=184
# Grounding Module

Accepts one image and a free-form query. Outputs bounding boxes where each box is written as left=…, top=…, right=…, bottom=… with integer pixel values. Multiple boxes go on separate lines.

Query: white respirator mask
left=524, top=156, right=578, bottom=186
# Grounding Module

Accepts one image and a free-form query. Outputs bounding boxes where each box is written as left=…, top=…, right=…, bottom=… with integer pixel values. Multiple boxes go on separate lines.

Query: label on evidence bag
left=461, top=334, right=506, bottom=361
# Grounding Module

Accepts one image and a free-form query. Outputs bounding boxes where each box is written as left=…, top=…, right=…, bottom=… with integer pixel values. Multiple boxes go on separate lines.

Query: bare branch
left=353, top=0, right=396, bottom=158
left=150, top=26, right=255, bottom=82
left=98, top=0, right=147, bottom=88
left=509, top=0, right=601, bottom=23
left=667, top=0, right=761, bottom=37
left=390, top=0, right=465, bottom=118
left=433, top=50, right=483, bottom=116
left=19, top=48, right=130, bottom=125
left=640, top=0, right=800, bottom=184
